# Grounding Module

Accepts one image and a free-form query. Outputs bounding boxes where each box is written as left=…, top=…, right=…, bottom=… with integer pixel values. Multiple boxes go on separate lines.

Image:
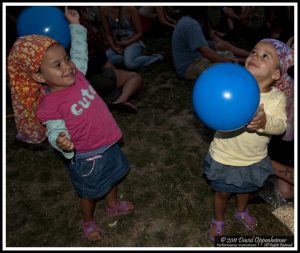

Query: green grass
left=5, top=6, right=294, bottom=248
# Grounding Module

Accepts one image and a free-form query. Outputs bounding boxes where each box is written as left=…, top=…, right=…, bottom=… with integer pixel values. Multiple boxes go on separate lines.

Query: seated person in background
left=258, top=114, right=294, bottom=206
left=255, top=37, right=294, bottom=207
left=219, top=6, right=253, bottom=40
left=268, top=137, right=294, bottom=199
left=256, top=6, right=293, bottom=43
left=79, top=6, right=143, bottom=113
left=198, top=6, right=250, bottom=61
left=172, top=7, right=250, bottom=80
left=137, top=6, right=177, bottom=34
left=268, top=36, right=294, bottom=201
left=100, top=6, right=163, bottom=70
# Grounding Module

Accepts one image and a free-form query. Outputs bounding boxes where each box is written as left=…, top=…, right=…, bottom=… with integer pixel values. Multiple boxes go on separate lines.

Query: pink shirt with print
left=37, top=70, right=122, bottom=153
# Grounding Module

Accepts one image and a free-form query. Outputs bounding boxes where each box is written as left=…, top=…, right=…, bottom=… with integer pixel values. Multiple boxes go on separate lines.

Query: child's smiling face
left=245, top=41, right=280, bottom=91
left=34, top=43, right=76, bottom=91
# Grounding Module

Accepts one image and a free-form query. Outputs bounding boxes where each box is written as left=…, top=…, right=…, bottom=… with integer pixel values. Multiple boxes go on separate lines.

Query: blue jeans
left=106, top=40, right=163, bottom=69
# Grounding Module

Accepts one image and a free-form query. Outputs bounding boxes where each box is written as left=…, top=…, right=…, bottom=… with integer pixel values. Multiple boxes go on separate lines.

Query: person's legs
left=275, top=178, right=294, bottom=199
left=80, top=198, right=102, bottom=241
left=215, top=39, right=250, bottom=58
left=235, top=193, right=257, bottom=230
left=268, top=135, right=294, bottom=200
left=240, top=6, right=252, bottom=24
left=226, top=17, right=235, bottom=30
left=209, top=192, right=231, bottom=239
left=272, top=159, right=294, bottom=199
left=214, top=192, right=231, bottom=220
left=235, top=193, right=250, bottom=212
left=123, top=41, right=163, bottom=69
left=222, top=8, right=240, bottom=41
left=185, top=58, right=212, bottom=80
left=272, top=160, right=294, bottom=185
left=104, top=185, right=134, bottom=217
left=112, top=68, right=143, bottom=104
left=105, top=185, right=118, bottom=208
left=244, top=7, right=253, bottom=18
left=106, top=48, right=124, bottom=66
left=89, top=68, right=118, bottom=99
left=80, top=198, right=97, bottom=221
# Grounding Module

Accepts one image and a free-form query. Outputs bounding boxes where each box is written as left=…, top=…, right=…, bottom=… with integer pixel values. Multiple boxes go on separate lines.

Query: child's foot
left=209, top=218, right=225, bottom=242
left=234, top=209, right=257, bottom=230
left=81, top=220, right=103, bottom=241
left=106, top=200, right=134, bottom=218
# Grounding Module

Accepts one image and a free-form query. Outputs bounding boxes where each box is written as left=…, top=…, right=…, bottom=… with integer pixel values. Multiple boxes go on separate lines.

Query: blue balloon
left=193, top=63, right=260, bottom=131
left=16, top=6, right=71, bottom=49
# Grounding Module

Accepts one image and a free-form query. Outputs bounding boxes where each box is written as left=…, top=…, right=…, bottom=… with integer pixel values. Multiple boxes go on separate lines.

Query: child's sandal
left=81, top=220, right=103, bottom=241
left=106, top=200, right=134, bottom=218
left=209, top=218, right=225, bottom=242
left=234, top=209, right=258, bottom=231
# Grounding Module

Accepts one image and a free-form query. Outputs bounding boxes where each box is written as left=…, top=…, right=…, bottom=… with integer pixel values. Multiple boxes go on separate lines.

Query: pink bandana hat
left=260, top=38, right=294, bottom=141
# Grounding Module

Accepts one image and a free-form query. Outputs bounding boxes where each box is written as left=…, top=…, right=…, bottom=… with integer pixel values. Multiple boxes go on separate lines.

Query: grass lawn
left=4, top=5, right=295, bottom=248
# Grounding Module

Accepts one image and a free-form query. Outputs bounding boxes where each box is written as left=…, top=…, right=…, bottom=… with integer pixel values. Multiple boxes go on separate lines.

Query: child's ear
left=31, top=72, right=46, bottom=83
left=272, top=69, right=281, bottom=81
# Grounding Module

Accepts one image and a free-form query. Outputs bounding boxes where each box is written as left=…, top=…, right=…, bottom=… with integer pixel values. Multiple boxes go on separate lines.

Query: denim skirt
left=68, top=143, right=130, bottom=200
left=202, top=152, right=274, bottom=193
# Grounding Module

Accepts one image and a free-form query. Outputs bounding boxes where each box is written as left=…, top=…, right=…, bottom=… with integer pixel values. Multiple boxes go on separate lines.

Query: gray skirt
left=202, top=152, right=274, bottom=193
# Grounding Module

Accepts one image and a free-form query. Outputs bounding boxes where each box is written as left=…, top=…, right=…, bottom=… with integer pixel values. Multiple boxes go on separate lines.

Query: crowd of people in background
left=6, top=5, right=295, bottom=243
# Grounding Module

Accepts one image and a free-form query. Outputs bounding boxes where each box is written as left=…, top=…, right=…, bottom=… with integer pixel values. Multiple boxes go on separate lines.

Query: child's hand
left=56, top=132, right=75, bottom=151
left=246, top=104, right=267, bottom=131
left=64, top=6, right=80, bottom=24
